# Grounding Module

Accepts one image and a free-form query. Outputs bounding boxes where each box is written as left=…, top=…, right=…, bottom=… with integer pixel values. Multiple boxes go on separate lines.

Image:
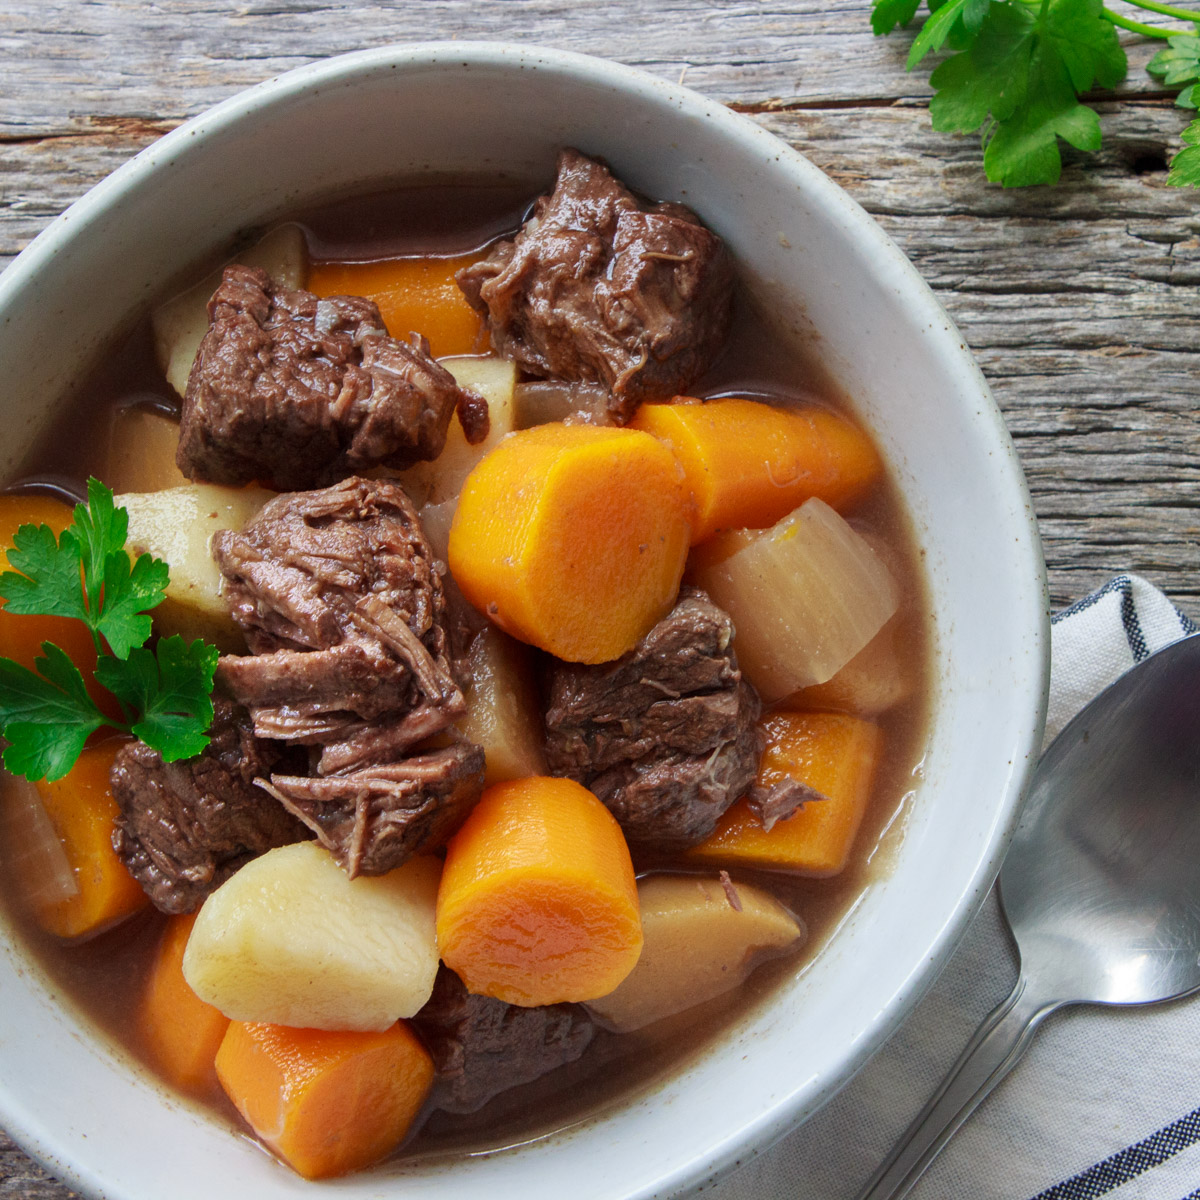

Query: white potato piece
left=692, top=498, right=900, bottom=702
left=151, top=224, right=306, bottom=398
left=118, top=484, right=272, bottom=652
left=457, top=623, right=548, bottom=785
left=183, top=842, right=441, bottom=1032
left=397, top=355, right=518, bottom=507
left=104, top=406, right=189, bottom=495
left=585, top=874, right=805, bottom=1033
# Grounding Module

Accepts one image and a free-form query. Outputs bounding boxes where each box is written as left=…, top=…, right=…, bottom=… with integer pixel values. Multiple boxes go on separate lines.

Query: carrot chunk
left=689, top=711, right=882, bottom=876
left=141, top=912, right=230, bottom=1097
left=215, top=1020, right=434, bottom=1180
left=436, top=776, right=643, bottom=1006
left=308, top=254, right=488, bottom=358
left=32, top=740, right=149, bottom=938
left=447, top=423, right=691, bottom=664
left=631, top=397, right=882, bottom=542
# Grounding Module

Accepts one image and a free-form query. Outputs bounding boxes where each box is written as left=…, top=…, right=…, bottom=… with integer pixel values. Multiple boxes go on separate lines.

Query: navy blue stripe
left=1051, top=576, right=1197, bottom=647
left=1028, top=1107, right=1200, bottom=1200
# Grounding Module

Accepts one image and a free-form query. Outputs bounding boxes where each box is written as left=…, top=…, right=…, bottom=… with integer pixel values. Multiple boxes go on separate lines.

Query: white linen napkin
left=710, top=574, right=1200, bottom=1200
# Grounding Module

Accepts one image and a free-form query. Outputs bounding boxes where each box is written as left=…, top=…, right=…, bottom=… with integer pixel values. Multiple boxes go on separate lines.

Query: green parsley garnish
left=1148, top=34, right=1200, bottom=185
left=873, top=0, right=1200, bottom=188
left=0, top=478, right=218, bottom=782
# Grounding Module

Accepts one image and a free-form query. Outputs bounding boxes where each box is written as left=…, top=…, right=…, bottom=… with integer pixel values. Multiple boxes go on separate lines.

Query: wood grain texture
left=2, top=0, right=1199, bottom=1193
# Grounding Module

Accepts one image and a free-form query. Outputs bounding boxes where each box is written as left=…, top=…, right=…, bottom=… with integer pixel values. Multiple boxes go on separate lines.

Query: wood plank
left=0, top=1131, right=75, bottom=1198
left=0, top=0, right=1182, bottom=137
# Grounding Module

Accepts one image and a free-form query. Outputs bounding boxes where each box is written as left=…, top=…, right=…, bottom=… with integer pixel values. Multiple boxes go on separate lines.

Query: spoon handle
left=856, top=973, right=1059, bottom=1200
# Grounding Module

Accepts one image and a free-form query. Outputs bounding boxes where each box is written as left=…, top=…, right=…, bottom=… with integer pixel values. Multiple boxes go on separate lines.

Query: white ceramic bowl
left=0, top=43, right=1048, bottom=1200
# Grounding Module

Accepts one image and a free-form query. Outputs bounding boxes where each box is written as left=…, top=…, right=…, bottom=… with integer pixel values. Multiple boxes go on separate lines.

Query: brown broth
left=0, top=181, right=931, bottom=1162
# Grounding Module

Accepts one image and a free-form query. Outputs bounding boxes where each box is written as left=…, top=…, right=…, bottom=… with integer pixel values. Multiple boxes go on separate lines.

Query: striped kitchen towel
left=711, top=574, right=1200, bottom=1200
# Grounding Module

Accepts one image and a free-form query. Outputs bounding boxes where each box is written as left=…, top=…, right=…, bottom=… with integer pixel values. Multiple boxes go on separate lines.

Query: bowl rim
left=0, top=39, right=1051, bottom=1200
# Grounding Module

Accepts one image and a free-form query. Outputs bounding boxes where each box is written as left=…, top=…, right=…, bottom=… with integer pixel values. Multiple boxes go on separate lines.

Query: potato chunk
left=118, top=484, right=272, bottom=651
left=183, top=843, right=441, bottom=1032
left=585, top=874, right=804, bottom=1032
left=397, top=355, right=517, bottom=507
left=152, top=224, right=306, bottom=398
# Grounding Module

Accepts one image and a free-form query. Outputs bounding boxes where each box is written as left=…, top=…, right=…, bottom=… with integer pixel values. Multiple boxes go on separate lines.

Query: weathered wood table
left=2, top=1, right=1198, bottom=1195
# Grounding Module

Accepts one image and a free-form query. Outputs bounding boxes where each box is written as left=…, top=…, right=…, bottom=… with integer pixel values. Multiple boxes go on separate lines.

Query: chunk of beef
left=178, top=264, right=468, bottom=489
left=457, top=149, right=734, bottom=424
left=260, top=742, right=485, bottom=877
left=544, top=587, right=761, bottom=851
left=213, top=477, right=464, bottom=773
left=213, top=477, right=482, bottom=875
left=412, top=966, right=596, bottom=1114
left=110, top=700, right=308, bottom=914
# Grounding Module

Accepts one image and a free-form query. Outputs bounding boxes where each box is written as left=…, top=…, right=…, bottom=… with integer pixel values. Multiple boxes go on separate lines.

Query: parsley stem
left=1103, top=6, right=1178, bottom=34
left=1117, top=0, right=1200, bottom=24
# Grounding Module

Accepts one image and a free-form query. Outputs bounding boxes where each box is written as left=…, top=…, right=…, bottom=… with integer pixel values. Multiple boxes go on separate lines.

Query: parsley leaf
left=0, top=481, right=217, bottom=780
left=908, top=0, right=992, bottom=69
left=1147, top=33, right=1200, bottom=91
left=98, top=546, right=170, bottom=660
left=0, top=476, right=168, bottom=659
left=1168, top=116, right=1200, bottom=185
left=96, top=637, right=219, bottom=763
left=924, top=0, right=1125, bottom=186
left=0, top=644, right=106, bottom=780
left=1148, top=35, right=1200, bottom=185
left=0, top=523, right=89, bottom=624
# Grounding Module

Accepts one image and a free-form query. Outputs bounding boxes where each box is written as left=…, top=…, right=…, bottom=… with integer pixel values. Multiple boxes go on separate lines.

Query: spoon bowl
left=1005, top=632, right=1200, bottom=1007
left=861, top=632, right=1200, bottom=1200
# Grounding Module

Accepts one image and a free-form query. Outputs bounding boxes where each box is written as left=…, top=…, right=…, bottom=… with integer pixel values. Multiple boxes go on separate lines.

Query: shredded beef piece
left=544, top=587, right=761, bottom=851
left=212, top=477, right=482, bottom=875
left=213, top=478, right=463, bottom=766
left=110, top=700, right=308, bottom=914
left=745, top=778, right=826, bottom=833
left=261, top=743, right=485, bottom=877
left=457, top=149, right=733, bottom=424
left=412, top=966, right=596, bottom=1114
left=177, top=264, right=469, bottom=489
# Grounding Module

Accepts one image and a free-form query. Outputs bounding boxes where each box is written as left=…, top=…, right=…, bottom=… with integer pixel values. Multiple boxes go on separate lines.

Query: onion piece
left=0, top=773, right=78, bottom=911
left=692, top=498, right=900, bottom=702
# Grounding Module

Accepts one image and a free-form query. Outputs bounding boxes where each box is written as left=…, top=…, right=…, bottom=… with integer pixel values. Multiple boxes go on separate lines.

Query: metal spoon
left=858, top=632, right=1200, bottom=1200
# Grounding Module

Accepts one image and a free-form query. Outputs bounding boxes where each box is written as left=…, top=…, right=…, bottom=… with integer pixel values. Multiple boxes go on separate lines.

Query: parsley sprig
left=1147, top=33, right=1200, bottom=183
left=0, top=479, right=218, bottom=781
left=874, top=0, right=1200, bottom=187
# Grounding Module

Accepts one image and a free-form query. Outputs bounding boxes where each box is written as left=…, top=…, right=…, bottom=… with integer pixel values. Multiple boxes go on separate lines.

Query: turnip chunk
left=691, top=498, right=900, bottom=703
left=586, top=874, right=804, bottom=1032
left=456, top=623, right=548, bottom=785
left=151, top=224, right=307, bottom=399
left=183, top=843, right=441, bottom=1032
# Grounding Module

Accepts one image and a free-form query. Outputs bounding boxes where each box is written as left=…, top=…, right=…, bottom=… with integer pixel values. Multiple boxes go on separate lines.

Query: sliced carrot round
left=632, top=396, right=881, bottom=542
left=447, top=423, right=691, bottom=664
left=215, top=1020, right=434, bottom=1180
left=436, top=776, right=643, bottom=1006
